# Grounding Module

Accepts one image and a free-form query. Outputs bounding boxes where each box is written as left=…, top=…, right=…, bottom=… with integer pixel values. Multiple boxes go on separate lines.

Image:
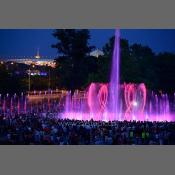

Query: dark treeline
left=1, top=29, right=175, bottom=94
left=0, top=63, right=22, bottom=94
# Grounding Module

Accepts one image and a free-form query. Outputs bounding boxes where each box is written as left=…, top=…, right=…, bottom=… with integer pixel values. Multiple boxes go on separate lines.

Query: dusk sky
left=0, top=29, right=175, bottom=57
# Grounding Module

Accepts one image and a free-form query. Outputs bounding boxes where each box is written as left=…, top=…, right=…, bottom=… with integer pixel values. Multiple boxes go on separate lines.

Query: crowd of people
left=0, top=112, right=175, bottom=145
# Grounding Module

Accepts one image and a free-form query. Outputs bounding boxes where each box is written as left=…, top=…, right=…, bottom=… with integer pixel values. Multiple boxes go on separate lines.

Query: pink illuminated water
left=62, top=83, right=174, bottom=121
left=0, top=87, right=174, bottom=121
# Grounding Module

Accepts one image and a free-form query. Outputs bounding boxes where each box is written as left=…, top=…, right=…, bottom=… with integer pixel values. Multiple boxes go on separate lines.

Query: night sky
left=0, top=29, right=175, bottom=57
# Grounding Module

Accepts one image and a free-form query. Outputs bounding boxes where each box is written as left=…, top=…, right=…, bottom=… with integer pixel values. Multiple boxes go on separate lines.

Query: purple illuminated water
left=109, top=29, right=120, bottom=120
left=0, top=88, right=174, bottom=121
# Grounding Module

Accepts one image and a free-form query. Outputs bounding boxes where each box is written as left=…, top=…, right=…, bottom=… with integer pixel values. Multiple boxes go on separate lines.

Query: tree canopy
left=52, top=29, right=94, bottom=92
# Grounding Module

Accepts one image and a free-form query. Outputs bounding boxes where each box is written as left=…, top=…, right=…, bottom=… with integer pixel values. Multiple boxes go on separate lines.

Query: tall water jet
left=109, top=29, right=120, bottom=120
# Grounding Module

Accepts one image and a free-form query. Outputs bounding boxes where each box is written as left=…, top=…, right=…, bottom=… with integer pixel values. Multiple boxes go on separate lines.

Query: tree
left=0, top=63, right=22, bottom=94
left=155, top=52, right=175, bottom=93
left=52, top=29, right=94, bottom=92
left=130, top=43, right=157, bottom=89
left=86, top=55, right=110, bottom=84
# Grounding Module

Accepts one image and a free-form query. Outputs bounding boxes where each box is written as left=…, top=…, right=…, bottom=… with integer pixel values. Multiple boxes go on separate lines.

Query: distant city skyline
left=0, top=29, right=175, bottom=57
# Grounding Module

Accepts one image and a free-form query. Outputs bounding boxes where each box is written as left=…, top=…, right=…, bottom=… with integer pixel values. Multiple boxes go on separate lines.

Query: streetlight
left=28, top=68, right=31, bottom=92
left=48, top=68, right=51, bottom=90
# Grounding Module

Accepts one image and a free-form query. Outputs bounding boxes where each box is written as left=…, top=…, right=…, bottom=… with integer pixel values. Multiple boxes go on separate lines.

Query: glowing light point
left=133, top=101, right=138, bottom=107
left=35, top=48, right=41, bottom=59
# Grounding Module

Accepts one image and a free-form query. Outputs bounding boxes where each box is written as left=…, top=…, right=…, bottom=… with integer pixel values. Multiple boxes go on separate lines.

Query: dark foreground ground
left=0, top=113, right=175, bottom=145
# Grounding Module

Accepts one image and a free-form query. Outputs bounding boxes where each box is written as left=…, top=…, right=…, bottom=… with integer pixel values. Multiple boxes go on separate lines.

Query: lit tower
left=35, top=48, right=41, bottom=59
left=90, top=48, right=104, bottom=58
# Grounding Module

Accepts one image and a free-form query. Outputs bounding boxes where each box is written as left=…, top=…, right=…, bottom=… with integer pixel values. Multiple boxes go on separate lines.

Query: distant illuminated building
left=35, top=48, right=41, bottom=59
left=90, top=49, right=104, bottom=58
left=0, top=49, right=56, bottom=68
